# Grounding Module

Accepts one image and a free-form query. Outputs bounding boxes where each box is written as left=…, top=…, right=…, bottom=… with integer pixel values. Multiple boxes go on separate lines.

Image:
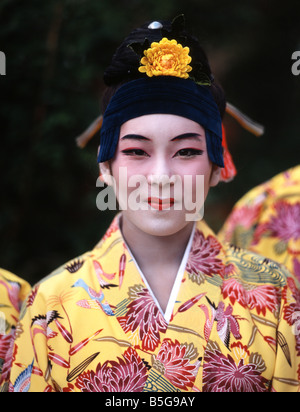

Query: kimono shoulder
left=33, top=216, right=123, bottom=299
left=223, top=243, right=294, bottom=289
left=32, top=250, right=96, bottom=299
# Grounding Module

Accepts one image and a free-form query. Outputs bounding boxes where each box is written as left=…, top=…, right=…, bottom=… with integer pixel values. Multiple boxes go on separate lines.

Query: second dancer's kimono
left=9, top=215, right=300, bottom=392
left=219, top=165, right=300, bottom=280
left=0, top=268, right=31, bottom=391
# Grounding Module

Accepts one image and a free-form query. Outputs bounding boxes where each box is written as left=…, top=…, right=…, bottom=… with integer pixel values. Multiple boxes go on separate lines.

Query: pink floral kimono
left=219, top=165, right=300, bottom=281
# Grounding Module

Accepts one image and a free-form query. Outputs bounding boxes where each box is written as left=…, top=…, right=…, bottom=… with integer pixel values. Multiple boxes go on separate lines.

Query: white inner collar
left=121, top=220, right=196, bottom=324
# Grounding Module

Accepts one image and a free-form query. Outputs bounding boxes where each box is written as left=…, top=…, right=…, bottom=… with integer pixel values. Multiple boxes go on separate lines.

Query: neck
left=120, top=215, right=195, bottom=271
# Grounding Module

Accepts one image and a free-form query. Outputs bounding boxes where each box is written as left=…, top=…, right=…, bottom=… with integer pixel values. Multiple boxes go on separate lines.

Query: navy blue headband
left=98, top=76, right=224, bottom=168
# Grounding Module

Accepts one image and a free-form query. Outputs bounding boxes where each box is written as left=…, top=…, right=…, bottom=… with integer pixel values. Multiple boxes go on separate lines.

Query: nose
left=148, top=174, right=177, bottom=186
left=147, top=157, right=176, bottom=187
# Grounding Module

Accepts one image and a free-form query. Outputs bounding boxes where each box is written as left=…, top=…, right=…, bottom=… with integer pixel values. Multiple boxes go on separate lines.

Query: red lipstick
left=148, top=197, right=175, bottom=211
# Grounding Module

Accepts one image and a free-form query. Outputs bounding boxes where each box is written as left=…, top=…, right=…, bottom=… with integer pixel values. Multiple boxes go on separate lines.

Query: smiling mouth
left=148, top=197, right=175, bottom=211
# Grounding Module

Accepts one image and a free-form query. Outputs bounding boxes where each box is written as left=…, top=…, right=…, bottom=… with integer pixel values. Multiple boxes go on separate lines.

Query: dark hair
left=102, top=20, right=226, bottom=118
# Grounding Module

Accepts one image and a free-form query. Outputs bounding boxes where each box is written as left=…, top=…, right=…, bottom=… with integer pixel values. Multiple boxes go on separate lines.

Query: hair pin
left=148, top=21, right=163, bottom=30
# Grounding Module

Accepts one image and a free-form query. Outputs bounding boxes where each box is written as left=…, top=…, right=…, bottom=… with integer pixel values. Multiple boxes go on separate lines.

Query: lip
left=148, top=197, right=175, bottom=211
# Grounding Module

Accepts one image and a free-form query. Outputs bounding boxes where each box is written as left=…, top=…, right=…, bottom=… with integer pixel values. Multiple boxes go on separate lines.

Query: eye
left=121, top=149, right=150, bottom=157
left=174, top=149, right=204, bottom=158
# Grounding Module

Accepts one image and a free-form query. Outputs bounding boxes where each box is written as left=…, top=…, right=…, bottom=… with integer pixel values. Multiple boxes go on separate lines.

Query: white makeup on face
left=106, top=114, right=220, bottom=238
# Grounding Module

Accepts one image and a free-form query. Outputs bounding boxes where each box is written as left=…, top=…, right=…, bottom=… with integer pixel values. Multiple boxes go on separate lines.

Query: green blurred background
left=1, top=0, right=300, bottom=285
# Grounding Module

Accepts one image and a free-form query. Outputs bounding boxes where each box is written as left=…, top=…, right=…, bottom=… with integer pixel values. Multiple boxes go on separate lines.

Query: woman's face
left=103, top=114, right=220, bottom=237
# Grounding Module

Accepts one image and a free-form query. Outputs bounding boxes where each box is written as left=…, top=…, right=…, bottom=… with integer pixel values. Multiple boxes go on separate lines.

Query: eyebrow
left=120, top=134, right=150, bottom=141
left=120, top=133, right=203, bottom=142
left=171, top=133, right=203, bottom=142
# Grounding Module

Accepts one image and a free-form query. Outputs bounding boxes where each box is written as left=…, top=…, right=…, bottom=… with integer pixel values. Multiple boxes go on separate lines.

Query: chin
left=123, top=209, right=193, bottom=238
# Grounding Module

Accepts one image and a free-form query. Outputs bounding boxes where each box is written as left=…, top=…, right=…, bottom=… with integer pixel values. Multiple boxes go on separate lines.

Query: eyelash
left=121, top=148, right=204, bottom=158
left=121, top=149, right=150, bottom=157
left=174, top=149, right=204, bottom=158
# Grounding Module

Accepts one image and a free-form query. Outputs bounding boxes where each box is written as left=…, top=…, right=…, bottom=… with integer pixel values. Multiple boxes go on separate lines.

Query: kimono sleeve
left=271, top=277, right=300, bottom=392
left=0, top=269, right=31, bottom=331
left=0, top=269, right=31, bottom=392
left=9, top=285, right=54, bottom=392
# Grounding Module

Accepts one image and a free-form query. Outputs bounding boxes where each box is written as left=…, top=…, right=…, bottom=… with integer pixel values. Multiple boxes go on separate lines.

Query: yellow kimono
left=0, top=269, right=31, bottom=391
left=219, top=165, right=300, bottom=281
left=9, top=216, right=300, bottom=392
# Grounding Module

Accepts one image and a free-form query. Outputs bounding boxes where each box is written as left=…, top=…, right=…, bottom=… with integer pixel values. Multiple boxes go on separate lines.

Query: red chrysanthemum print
left=154, top=339, right=200, bottom=390
left=293, top=258, right=300, bottom=283
left=222, top=203, right=263, bottom=243
left=266, top=201, right=300, bottom=242
left=203, top=349, right=268, bottom=392
left=186, top=230, right=225, bottom=282
left=282, top=278, right=300, bottom=324
left=75, top=348, right=148, bottom=392
left=118, top=286, right=168, bottom=351
left=281, top=278, right=300, bottom=356
left=222, top=278, right=281, bottom=316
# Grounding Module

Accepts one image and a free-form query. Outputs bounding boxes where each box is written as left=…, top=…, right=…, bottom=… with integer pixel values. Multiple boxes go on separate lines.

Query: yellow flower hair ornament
left=138, top=38, right=192, bottom=79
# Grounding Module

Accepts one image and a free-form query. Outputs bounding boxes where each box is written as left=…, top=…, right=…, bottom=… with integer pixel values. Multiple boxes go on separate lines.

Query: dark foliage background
left=1, top=0, right=299, bottom=284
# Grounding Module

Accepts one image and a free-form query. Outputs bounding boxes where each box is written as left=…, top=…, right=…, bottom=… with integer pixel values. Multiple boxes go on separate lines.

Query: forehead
left=119, top=114, right=205, bottom=138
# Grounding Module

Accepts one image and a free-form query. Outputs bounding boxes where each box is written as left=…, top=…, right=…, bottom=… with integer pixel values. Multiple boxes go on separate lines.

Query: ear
left=98, top=145, right=113, bottom=185
left=99, top=161, right=114, bottom=186
left=209, top=165, right=221, bottom=188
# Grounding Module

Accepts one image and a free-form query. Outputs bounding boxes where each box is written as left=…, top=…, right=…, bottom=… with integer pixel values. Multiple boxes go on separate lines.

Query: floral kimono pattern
left=0, top=269, right=31, bottom=391
left=9, top=216, right=300, bottom=392
left=219, top=165, right=300, bottom=282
